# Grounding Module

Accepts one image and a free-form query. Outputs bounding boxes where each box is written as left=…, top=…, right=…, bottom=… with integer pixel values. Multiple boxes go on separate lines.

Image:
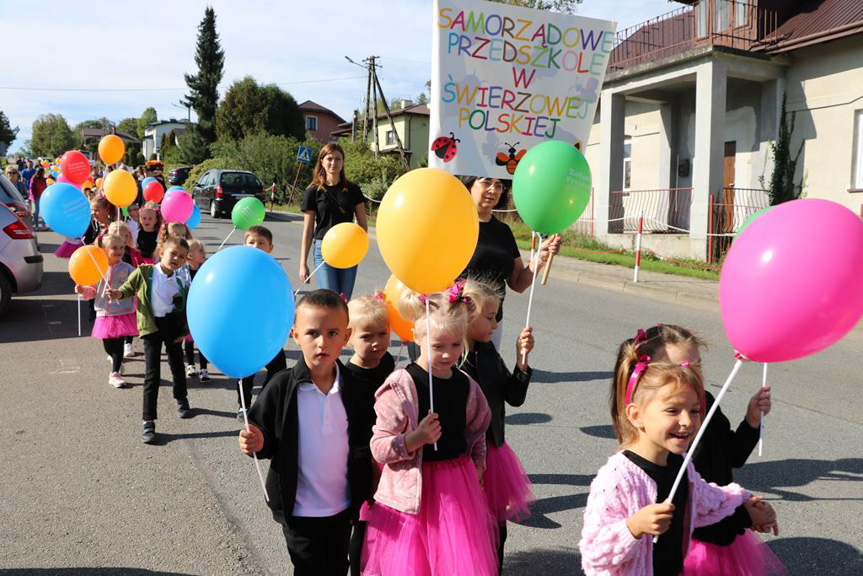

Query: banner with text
left=430, top=0, right=616, bottom=178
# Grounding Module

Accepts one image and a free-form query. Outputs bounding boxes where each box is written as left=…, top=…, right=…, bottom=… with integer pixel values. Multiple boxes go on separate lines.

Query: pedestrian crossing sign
left=297, top=146, right=313, bottom=164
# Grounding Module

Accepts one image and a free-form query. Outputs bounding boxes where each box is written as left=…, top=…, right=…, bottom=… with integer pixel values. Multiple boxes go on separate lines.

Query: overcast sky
left=2, top=0, right=676, bottom=153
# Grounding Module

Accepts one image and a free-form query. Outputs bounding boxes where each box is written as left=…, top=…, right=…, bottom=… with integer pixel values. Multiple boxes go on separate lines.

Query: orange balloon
left=376, top=168, right=479, bottom=293
left=69, top=245, right=109, bottom=286
left=321, top=223, right=369, bottom=269
left=95, top=177, right=103, bottom=189
left=103, top=170, right=137, bottom=208
left=46, top=178, right=55, bottom=185
left=98, top=134, right=125, bottom=165
left=384, top=274, right=414, bottom=342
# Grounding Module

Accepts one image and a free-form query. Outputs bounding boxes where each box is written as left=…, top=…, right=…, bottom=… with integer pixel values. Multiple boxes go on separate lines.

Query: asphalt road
left=1, top=213, right=861, bottom=575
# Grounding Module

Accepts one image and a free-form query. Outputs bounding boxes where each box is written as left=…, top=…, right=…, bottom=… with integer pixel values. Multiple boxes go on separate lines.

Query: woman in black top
left=460, top=176, right=561, bottom=348
left=300, top=143, right=368, bottom=299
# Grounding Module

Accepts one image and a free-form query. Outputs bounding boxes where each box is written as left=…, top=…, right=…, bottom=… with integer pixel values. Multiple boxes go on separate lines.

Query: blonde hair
left=187, top=239, right=205, bottom=254
left=107, top=221, right=132, bottom=240
left=610, top=325, right=706, bottom=447
left=100, top=233, right=125, bottom=250
left=398, top=289, right=475, bottom=343
left=348, top=293, right=389, bottom=332
left=461, top=276, right=503, bottom=322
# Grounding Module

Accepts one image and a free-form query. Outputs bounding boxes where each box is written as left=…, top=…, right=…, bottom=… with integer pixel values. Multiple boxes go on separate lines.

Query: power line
left=0, top=75, right=367, bottom=93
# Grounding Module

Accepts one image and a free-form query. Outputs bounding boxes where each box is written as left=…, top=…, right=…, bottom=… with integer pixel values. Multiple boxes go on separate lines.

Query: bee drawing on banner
left=432, top=132, right=460, bottom=162
left=496, top=142, right=527, bottom=175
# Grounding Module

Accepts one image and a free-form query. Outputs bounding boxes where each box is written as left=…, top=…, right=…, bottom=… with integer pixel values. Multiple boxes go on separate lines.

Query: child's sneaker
left=124, top=342, right=135, bottom=358
left=237, top=407, right=246, bottom=424
left=108, top=372, right=126, bottom=388
left=199, top=369, right=210, bottom=383
left=142, top=421, right=156, bottom=444
left=176, top=398, right=193, bottom=419
left=186, top=365, right=197, bottom=378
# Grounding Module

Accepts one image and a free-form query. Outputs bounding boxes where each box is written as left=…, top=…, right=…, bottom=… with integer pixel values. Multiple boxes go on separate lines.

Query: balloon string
left=522, top=233, right=542, bottom=365
left=77, top=295, right=81, bottom=337
left=395, top=342, right=404, bottom=367
left=655, top=358, right=743, bottom=544
left=295, top=262, right=325, bottom=296
left=81, top=235, right=110, bottom=286
left=238, top=379, right=270, bottom=502
left=758, top=363, right=767, bottom=457
left=217, top=227, right=236, bottom=251
left=425, top=296, right=437, bottom=451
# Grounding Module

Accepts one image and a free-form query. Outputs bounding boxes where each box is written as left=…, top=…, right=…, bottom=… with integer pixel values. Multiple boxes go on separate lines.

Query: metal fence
left=708, top=187, right=770, bottom=262
left=609, top=188, right=693, bottom=233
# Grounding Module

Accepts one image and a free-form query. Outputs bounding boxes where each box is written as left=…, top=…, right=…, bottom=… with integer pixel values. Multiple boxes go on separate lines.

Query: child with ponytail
left=361, top=286, right=497, bottom=576
left=579, top=332, right=770, bottom=576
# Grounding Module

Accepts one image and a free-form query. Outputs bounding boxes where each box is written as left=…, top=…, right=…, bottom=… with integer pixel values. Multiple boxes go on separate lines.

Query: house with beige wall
left=332, top=102, right=430, bottom=169
left=586, top=0, right=863, bottom=261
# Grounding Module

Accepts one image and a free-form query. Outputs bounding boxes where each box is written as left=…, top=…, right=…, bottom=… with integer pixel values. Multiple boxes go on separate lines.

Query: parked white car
left=0, top=202, right=43, bottom=315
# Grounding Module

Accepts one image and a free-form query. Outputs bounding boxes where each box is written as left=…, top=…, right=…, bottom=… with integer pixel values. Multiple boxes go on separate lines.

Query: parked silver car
left=0, top=202, right=43, bottom=315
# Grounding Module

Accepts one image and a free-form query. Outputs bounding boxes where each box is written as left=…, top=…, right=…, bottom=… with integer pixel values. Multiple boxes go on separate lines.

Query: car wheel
left=210, top=200, right=218, bottom=218
left=0, top=272, right=11, bottom=316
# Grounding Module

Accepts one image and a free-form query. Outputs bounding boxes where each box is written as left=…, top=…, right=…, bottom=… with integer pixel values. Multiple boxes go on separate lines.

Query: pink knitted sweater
left=579, top=451, right=750, bottom=576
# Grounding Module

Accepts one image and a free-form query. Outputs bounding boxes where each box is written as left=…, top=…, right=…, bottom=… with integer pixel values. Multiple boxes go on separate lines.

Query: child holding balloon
left=343, top=293, right=395, bottom=576
left=579, top=342, right=771, bottom=576
left=184, top=240, right=210, bottom=382
left=361, top=288, right=498, bottom=576
left=622, top=325, right=784, bottom=576
left=461, top=276, right=536, bottom=571
left=108, top=235, right=193, bottom=444
left=75, top=234, right=138, bottom=388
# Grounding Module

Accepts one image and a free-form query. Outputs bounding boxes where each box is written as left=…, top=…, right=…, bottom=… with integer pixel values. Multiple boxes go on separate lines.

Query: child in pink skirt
left=55, top=237, right=83, bottom=258
left=75, top=234, right=138, bottom=388
left=461, top=277, right=536, bottom=572
left=362, top=288, right=498, bottom=576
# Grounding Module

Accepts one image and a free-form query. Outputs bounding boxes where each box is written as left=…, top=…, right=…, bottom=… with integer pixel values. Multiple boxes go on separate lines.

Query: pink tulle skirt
left=92, top=313, right=139, bottom=339
left=484, top=442, right=536, bottom=524
left=361, top=455, right=498, bottom=576
left=55, top=240, right=83, bottom=258
left=684, top=530, right=786, bottom=576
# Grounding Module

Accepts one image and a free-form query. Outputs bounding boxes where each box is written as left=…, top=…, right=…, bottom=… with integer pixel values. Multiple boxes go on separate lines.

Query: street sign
left=297, top=146, right=313, bottom=164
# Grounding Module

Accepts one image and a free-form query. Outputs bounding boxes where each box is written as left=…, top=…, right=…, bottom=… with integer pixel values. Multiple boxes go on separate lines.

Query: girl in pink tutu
left=626, top=325, right=785, bottom=576
left=55, top=236, right=83, bottom=259
left=461, top=277, right=536, bottom=572
left=74, top=234, right=138, bottom=388
left=362, top=288, right=497, bottom=576
left=580, top=341, right=770, bottom=576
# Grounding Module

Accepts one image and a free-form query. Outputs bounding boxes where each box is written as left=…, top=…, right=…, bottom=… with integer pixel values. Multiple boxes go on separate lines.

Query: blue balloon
left=168, top=186, right=186, bottom=194
left=40, top=183, right=91, bottom=238
left=187, top=246, right=293, bottom=379
left=186, top=204, right=202, bottom=229
left=141, top=177, right=157, bottom=188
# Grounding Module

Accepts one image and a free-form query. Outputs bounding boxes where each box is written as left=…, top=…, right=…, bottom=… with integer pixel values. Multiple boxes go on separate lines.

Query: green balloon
left=232, top=197, right=266, bottom=230
left=121, top=207, right=129, bottom=218
left=734, top=206, right=772, bottom=240
left=512, top=141, right=592, bottom=234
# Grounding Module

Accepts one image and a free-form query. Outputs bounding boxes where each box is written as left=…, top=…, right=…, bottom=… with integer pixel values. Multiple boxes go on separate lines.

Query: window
left=623, top=137, right=632, bottom=190
left=696, top=2, right=708, bottom=37
left=854, top=111, right=863, bottom=189
left=715, top=0, right=731, bottom=32
left=305, top=116, right=318, bottom=131
left=386, top=130, right=396, bottom=146
left=736, top=0, right=748, bottom=27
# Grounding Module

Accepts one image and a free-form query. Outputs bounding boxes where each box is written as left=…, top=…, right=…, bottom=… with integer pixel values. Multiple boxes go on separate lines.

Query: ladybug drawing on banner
left=573, top=139, right=584, bottom=152
left=432, top=132, right=460, bottom=162
left=496, top=142, right=527, bottom=175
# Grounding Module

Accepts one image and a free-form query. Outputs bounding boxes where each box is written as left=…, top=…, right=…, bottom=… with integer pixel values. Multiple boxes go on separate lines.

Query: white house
left=142, top=120, right=189, bottom=161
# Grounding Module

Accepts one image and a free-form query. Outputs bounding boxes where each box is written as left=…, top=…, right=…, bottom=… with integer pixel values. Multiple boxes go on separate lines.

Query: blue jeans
left=313, top=239, right=358, bottom=299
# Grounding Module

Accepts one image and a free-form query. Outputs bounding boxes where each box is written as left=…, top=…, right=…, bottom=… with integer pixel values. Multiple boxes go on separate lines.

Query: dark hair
left=296, top=289, right=350, bottom=320
left=245, top=225, right=273, bottom=245
left=461, top=176, right=511, bottom=210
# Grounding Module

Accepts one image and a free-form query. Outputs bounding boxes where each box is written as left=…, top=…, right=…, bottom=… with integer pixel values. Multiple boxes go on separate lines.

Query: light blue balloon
left=168, top=186, right=186, bottom=194
left=187, top=246, right=293, bottom=379
left=186, top=204, right=202, bottom=229
left=40, top=183, right=91, bottom=238
left=141, top=177, right=157, bottom=188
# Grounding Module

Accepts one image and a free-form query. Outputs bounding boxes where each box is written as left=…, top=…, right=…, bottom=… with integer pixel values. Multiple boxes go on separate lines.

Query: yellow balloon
left=46, top=178, right=55, bottom=185
left=99, top=134, right=125, bottom=165
left=95, top=177, right=103, bottom=188
left=376, top=168, right=479, bottom=294
left=321, top=222, right=369, bottom=269
left=82, top=180, right=94, bottom=190
left=69, top=245, right=109, bottom=286
left=103, top=170, right=137, bottom=208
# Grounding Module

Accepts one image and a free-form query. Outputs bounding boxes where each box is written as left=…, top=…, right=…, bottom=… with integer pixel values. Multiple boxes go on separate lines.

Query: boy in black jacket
left=239, top=290, right=371, bottom=576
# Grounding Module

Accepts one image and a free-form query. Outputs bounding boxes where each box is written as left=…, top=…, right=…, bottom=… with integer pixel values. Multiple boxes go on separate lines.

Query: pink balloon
left=161, top=189, right=194, bottom=223
left=719, top=199, right=863, bottom=363
left=56, top=173, right=79, bottom=187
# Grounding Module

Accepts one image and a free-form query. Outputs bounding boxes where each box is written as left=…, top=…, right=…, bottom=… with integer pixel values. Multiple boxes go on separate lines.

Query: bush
left=185, top=156, right=244, bottom=189
left=340, top=139, right=406, bottom=199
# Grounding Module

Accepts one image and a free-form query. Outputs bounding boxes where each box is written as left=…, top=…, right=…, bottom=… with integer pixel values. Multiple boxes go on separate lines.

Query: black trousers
left=497, top=523, right=508, bottom=574
left=239, top=349, right=286, bottom=408
left=142, top=315, right=187, bottom=421
left=184, top=340, right=208, bottom=370
left=281, top=509, right=352, bottom=576
left=103, top=337, right=124, bottom=373
left=348, top=519, right=367, bottom=576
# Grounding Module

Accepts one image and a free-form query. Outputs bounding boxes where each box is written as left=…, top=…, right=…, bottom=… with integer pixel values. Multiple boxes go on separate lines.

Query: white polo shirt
left=151, top=264, right=181, bottom=317
left=293, top=364, right=350, bottom=518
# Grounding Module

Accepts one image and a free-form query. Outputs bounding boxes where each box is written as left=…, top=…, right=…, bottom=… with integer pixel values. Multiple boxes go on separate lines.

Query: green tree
left=73, top=117, right=114, bottom=153
left=0, top=110, right=19, bottom=148
left=765, top=93, right=805, bottom=205
left=117, top=117, right=144, bottom=166
left=216, top=77, right=305, bottom=141
left=159, top=129, right=184, bottom=166
left=492, top=0, right=582, bottom=12
left=30, top=114, right=77, bottom=157
left=415, top=92, right=429, bottom=105
left=182, top=6, right=225, bottom=163
left=137, top=107, right=158, bottom=138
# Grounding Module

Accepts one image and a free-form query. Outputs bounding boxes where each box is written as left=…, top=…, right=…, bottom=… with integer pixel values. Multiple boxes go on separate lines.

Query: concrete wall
left=784, top=36, right=863, bottom=213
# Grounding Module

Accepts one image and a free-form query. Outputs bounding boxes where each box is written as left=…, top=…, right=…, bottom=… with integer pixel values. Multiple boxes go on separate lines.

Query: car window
left=199, top=172, right=212, bottom=187
left=0, top=174, right=26, bottom=204
left=243, top=174, right=262, bottom=187
left=220, top=172, right=243, bottom=187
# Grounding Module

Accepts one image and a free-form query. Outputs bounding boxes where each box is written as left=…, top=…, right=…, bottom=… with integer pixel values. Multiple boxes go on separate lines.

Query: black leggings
left=184, top=340, right=208, bottom=370
left=103, top=337, right=124, bottom=373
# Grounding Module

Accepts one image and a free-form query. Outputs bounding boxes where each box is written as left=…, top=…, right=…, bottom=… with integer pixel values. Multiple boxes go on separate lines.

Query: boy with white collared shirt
left=239, top=290, right=373, bottom=576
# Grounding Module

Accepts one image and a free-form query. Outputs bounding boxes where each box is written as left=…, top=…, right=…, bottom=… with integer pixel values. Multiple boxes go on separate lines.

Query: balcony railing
left=609, top=1, right=780, bottom=71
